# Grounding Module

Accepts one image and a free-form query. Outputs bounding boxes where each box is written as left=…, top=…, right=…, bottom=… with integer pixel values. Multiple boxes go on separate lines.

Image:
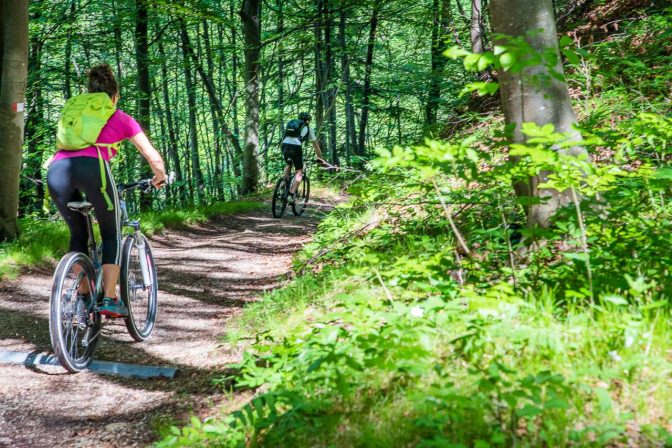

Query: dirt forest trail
left=0, top=193, right=340, bottom=448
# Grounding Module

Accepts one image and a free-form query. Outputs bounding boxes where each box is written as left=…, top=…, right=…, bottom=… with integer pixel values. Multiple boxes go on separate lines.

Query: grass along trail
left=0, top=192, right=340, bottom=448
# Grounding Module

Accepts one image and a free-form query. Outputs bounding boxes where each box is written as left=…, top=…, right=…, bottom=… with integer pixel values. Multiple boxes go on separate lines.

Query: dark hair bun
left=87, top=64, right=119, bottom=98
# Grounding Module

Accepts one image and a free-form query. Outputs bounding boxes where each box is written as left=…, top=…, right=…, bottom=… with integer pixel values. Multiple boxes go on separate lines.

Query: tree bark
left=22, top=0, right=45, bottom=215
left=425, top=0, right=450, bottom=128
left=240, top=0, right=262, bottom=194
left=178, top=19, right=205, bottom=199
left=338, top=8, right=357, bottom=162
left=230, top=1, right=241, bottom=140
left=157, top=38, right=184, bottom=202
left=324, top=2, right=338, bottom=166
left=314, top=0, right=325, bottom=147
left=135, top=0, right=152, bottom=209
left=357, top=3, right=380, bottom=155
left=0, top=0, right=28, bottom=240
left=111, top=0, right=124, bottom=80
left=490, top=0, right=588, bottom=228
left=276, top=0, right=285, bottom=144
left=470, top=0, right=484, bottom=54
left=63, top=0, right=75, bottom=100
left=134, top=0, right=150, bottom=133
left=202, top=19, right=224, bottom=199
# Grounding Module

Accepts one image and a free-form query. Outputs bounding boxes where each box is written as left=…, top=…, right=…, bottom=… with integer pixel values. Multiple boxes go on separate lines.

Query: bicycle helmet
left=298, top=112, right=311, bottom=122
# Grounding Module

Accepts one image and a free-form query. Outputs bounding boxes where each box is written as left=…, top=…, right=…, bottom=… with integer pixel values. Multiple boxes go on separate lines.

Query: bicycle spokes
left=59, top=266, right=97, bottom=363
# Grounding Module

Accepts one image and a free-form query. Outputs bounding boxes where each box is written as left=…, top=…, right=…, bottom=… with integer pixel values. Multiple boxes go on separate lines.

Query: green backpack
left=56, top=92, right=120, bottom=210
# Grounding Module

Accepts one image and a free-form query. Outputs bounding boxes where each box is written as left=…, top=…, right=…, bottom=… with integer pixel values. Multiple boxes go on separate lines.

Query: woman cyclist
left=47, top=64, right=167, bottom=318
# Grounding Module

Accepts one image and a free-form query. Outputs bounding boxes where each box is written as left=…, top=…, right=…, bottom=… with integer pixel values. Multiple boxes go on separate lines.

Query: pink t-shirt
left=52, top=110, right=143, bottom=162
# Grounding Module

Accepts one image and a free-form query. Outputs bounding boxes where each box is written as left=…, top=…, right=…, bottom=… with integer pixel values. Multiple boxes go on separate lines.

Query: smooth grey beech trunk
left=490, top=0, right=588, bottom=228
left=470, top=0, right=484, bottom=54
left=240, top=0, right=261, bottom=194
left=0, top=0, right=28, bottom=240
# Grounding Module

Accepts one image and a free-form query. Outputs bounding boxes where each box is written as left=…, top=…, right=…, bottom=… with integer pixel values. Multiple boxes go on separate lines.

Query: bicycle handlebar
left=118, top=179, right=154, bottom=194
left=118, top=171, right=175, bottom=194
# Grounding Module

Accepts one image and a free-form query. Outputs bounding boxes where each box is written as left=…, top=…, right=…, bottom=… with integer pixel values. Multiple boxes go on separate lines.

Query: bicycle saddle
left=67, top=201, right=94, bottom=213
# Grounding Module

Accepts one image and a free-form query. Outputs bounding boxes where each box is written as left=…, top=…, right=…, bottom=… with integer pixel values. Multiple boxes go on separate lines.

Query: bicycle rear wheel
left=49, top=252, right=101, bottom=373
left=292, top=175, right=310, bottom=216
left=120, top=234, right=158, bottom=342
left=272, top=176, right=288, bottom=218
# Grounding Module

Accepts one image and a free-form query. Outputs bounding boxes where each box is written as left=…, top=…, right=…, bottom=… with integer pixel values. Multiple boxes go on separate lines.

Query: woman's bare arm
left=130, top=132, right=167, bottom=186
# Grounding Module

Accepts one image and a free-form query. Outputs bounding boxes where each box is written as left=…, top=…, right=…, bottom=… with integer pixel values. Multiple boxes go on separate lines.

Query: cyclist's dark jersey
left=47, top=157, right=121, bottom=265
left=281, top=123, right=315, bottom=170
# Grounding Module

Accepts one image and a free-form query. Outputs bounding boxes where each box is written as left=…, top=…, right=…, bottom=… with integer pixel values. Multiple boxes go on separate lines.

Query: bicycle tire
left=292, top=175, right=310, bottom=216
left=120, top=234, right=158, bottom=342
left=272, top=176, right=288, bottom=218
left=49, top=252, right=101, bottom=373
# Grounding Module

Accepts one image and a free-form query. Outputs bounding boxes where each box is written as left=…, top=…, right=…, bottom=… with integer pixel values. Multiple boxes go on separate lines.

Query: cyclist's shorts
left=281, top=143, right=303, bottom=170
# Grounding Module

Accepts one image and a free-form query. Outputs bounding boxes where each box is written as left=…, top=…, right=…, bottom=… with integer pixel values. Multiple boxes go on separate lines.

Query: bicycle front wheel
left=272, top=176, right=288, bottom=218
left=49, top=252, right=101, bottom=373
left=292, top=175, right=310, bottom=216
left=120, top=234, right=158, bottom=342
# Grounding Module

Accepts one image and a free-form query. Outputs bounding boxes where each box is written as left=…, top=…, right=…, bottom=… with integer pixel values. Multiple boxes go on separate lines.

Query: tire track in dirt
left=0, top=194, right=339, bottom=448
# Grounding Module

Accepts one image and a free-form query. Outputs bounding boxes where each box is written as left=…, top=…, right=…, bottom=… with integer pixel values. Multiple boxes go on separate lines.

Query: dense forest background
left=16, top=0, right=484, bottom=216
left=2, top=0, right=672, bottom=446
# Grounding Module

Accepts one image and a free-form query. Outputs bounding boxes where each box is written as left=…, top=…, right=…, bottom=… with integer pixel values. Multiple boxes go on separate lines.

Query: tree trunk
left=202, top=19, right=224, bottom=199
left=357, top=3, right=380, bottom=156
left=314, top=0, right=325, bottom=147
left=425, top=0, right=450, bottom=128
left=470, top=0, right=484, bottom=54
left=324, top=2, right=338, bottom=166
left=338, top=8, right=357, bottom=162
left=135, top=0, right=152, bottom=209
left=134, top=0, right=150, bottom=133
left=158, top=39, right=184, bottom=203
left=63, top=0, right=75, bottom=99
left=240, top=0, right=262, bottom=194
left=0, top=0, right=28, bottom=240
left=111, top=0, right=124, bottom=80
left=179, top=19, right=205, bottom=199
left=22, top=0, right=44, bottom=215
left=276, top=0, right=285, bottom=144
left=490, top=0, right=588, bottom=228
left=230, top=1, right=241, bottom=140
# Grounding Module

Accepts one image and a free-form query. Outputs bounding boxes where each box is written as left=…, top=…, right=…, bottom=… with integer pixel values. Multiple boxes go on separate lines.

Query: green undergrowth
left=158, top=9, right=672, bottom=448
left=140, top=200, right=263, bottom=235
left=0, top=199, right=263, bottom=279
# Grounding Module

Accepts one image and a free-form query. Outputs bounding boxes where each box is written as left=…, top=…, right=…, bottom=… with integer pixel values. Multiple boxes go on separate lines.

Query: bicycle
left=49, top=177, right=164, bottom=373
left=272, top=162, right=310, bottom=218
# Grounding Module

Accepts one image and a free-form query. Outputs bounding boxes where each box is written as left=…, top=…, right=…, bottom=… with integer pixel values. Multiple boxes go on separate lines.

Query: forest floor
left=0, top=191, right=341, bottom=448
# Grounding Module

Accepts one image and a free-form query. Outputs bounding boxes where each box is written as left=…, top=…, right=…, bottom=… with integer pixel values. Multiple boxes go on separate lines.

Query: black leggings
left=47, top=157, right=120, bottom=265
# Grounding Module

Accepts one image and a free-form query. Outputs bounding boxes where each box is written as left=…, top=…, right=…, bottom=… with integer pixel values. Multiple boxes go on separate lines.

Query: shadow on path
left=0, top=195, right=340, bottom=447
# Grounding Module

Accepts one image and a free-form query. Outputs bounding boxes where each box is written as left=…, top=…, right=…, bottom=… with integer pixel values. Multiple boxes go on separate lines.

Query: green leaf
left=517, top=404, right=543, bottom=417
left=654, top=167, right=672, bottom=179
left=493, top=45, right=507, bottom=56
left=595, top=387, right=612, bottom=412
left=464, top=53, right=481, bottom=70
left=444, top=46, right=469, bottom=59
left=563, top=252, right=589, bottom=262
left=562, top=48, right=580, bottom=65
left=499, top=52, right=516, bottom=70
left=601, top=295, right=628, bottom=306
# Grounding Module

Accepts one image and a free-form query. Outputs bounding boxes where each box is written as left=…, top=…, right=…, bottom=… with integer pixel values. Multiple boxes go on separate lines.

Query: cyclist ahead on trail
left=47, top=64, right=167, bottom=318
left=282, top=112, right=325, bottom=204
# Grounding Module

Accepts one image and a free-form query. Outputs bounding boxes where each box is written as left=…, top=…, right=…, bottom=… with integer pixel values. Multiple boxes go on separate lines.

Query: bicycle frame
left=81, top=211, right=104, bottom=300
left=119, top=190, right=152, bottom=288
left=77, top=184, right=153, bottom=296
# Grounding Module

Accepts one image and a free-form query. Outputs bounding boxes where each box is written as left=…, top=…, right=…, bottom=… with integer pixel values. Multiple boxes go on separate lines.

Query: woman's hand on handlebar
left=152, top=172, right=168, bottom=188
